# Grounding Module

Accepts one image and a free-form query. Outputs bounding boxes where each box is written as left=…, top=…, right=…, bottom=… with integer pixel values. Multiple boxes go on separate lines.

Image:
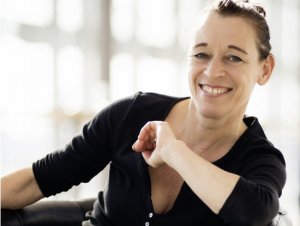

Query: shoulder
left=88, top=92, right=188, bottom=131
left=232, top=116, right=286, bottom=183
left=107, top=92, right=188, bottom=116
left=241, top=116, right=285, bottom=164
left=220, top=116, right=287, bottom=196
left=218, top=116, right=286, bottom=176
left=131, top=92, right=187, bottom=106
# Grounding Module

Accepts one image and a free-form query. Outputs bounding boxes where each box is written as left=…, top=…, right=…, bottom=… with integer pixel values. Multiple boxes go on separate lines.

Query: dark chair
left=1, top=198, right=94, bottom=226
left=1, top=198, right=292, bottom=226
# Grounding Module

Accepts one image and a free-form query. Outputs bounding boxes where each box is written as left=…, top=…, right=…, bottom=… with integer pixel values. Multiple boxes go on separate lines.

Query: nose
left=203, top=58, right=225, bottom=79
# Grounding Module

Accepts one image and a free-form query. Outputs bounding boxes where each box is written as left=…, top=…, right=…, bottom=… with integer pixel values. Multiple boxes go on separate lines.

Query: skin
left=1, top=168, right=44, bottom=209
left=133, top=11, right=275, bottom=214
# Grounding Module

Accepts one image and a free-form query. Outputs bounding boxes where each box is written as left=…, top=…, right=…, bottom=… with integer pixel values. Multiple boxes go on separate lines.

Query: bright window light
left=2, top=0, right=53, bottom=27
left=56, top=0, right=83, bottom=32
left=111, top=0, right=134, bottom=42
left=110, top=53, right=135, bottom=100
left=0, top=35, right=54, bottom=114
left=137, top=0, right=176, bottom=48
left=57, top=46, right=84, bottom=115
left=137, top=56, right=178, bottom=95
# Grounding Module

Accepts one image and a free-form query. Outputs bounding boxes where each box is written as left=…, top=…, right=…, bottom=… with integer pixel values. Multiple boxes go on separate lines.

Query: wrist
left=161, top=139, right=187, bottom=168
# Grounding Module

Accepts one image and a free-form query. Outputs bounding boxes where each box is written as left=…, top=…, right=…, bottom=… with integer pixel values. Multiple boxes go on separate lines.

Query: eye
left=193, top=52, right=210, bottom=60
left=226, top=55, right=243, bottom=63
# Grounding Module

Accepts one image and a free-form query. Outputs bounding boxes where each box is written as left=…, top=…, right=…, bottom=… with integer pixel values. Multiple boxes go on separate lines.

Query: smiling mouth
left=200, top=84, right=232, bottom=96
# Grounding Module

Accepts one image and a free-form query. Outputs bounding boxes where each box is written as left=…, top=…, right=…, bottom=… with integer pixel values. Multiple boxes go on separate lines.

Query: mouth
left=200, top=84, right=232, bottom=96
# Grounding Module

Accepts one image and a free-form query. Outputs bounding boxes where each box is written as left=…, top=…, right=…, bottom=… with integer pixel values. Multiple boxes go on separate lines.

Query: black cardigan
left=33, top=92, right=286, bottom=226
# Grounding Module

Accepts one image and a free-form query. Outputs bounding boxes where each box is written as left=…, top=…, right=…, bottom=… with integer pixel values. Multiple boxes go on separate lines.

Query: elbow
left=228, top=192, right=279, bottom=226
left=219, top=181, right=280, bottom=226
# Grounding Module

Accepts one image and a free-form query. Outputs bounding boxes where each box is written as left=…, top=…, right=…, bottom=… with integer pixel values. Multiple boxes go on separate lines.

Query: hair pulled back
left=213, top=0, right=271, bottom=60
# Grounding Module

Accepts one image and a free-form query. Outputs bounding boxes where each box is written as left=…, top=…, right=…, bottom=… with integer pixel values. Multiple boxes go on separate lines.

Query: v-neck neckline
left=141, top=156, right=188, bottom=216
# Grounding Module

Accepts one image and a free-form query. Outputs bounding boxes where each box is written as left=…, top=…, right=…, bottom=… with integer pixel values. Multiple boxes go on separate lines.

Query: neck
left=175, top=100, right=247, bottom=160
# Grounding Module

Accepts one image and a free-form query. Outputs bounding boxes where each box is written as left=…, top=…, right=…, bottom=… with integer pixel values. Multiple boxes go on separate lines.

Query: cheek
left=235, top=74, right=257, bottom=99
left=188, top=61, right=203, bottom=80
left=187, top=70, right=194, bottom=90
left=188, top=67, right=200, bottom=90
left=242, top=71, right=261, bottom=88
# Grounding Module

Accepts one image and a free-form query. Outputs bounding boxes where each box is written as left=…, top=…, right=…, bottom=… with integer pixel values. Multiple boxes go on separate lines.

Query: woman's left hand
left=132, top=121, right=176, bottom=167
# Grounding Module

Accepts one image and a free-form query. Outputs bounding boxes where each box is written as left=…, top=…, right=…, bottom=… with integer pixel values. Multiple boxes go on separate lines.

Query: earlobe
left=257, top=54, right=275, bottom=85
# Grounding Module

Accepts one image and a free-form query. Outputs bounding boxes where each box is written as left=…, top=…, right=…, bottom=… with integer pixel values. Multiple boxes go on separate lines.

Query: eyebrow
left=193, top=43, right=208, bottom=48
left=228, top=45, right=248, bottom=55
left=193, top=43, right=248, bottom=55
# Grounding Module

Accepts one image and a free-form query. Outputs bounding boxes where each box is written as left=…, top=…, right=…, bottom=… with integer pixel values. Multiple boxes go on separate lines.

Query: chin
left=200, top=111, right=222, bottom=119
left=196, top=106, right=223, bottom=119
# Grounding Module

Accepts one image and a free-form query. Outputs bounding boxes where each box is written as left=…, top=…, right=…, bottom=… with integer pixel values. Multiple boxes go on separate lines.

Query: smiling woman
left=0, top=0, right=299, bottom=225
left=188, top=9, right=274, bottom=120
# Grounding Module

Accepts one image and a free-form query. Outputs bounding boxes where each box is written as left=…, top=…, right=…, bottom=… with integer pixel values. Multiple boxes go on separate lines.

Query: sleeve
left=32, top=93, right=140, bottom=197
left=218, top=146, right=286, bottom=226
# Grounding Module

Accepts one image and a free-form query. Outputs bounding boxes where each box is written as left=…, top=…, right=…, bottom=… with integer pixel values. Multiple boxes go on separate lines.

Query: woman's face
left=188, top=11, right=273, bottom=120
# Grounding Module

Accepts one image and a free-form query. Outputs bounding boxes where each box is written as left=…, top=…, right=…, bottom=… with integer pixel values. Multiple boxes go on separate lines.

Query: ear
left=257, top=54, right=275, bottom=85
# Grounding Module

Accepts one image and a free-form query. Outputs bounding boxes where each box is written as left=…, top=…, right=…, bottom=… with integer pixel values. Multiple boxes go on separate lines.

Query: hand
left=132, top=121, right=176, bottom=167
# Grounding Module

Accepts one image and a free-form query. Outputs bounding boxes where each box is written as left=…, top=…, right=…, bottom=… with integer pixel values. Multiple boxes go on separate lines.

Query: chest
left=103, top=155, right=229, bottom=225
left=148, top=165, right=184, bottom=214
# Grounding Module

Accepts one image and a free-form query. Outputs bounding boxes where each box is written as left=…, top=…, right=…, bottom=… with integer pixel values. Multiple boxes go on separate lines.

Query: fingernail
left=132, top=141, right=136, bottom=150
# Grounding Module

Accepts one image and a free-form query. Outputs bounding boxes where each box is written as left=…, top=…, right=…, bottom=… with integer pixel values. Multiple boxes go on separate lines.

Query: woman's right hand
left=132, top=121, right=177, bottom=168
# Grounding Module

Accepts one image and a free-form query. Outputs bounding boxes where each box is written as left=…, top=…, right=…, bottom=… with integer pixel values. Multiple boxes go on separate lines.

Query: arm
left=132, top=121, right=284, bottom=226
left=1, top=167, right=44, bottom=209
left=164, top=140, right=239, bottom=214
left=132, top=121, right=239, bottom=214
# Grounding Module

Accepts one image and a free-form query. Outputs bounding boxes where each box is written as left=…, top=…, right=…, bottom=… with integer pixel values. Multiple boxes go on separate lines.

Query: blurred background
left=0, top=0, right=299, bottom=224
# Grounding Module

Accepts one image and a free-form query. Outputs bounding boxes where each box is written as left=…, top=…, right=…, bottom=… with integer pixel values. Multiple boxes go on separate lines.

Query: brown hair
left=212, top=0, right=271, bottom=61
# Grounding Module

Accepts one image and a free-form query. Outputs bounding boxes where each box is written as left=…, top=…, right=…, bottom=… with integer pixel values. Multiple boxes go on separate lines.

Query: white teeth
left=201, top=85, right=230, bottom=95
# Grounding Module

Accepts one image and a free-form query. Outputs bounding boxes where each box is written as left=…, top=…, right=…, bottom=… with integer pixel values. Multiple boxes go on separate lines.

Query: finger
left=132, top=139, right=144, bottom=152
left=137, top=121, right=158, bottom=141
left=133, top=121, right=160, bottom=152
left=133, top=137, right=156, bottom=152
left=132, top=140, right=138, bottom=151
left=146, top=139, right=156, bottom=150
left=141, top=150, right=152, bottom=160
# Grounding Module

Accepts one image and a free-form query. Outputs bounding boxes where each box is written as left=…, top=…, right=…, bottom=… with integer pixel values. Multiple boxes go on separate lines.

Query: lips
left=200, top=84, right=232, bottom=96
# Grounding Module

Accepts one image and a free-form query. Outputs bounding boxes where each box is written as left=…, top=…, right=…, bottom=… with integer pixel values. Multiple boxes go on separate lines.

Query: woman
left=1, top=0, right=286, bottom=225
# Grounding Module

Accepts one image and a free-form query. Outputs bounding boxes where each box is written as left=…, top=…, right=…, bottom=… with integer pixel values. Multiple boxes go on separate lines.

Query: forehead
left=193, top=11, right=257, bottom=51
